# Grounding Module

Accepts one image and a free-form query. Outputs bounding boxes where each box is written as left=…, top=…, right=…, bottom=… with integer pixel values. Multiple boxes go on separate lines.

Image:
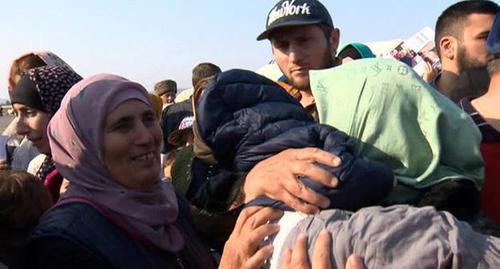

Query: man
left=183, top=0, right=342, bottom=218
left=248, top=0, right=482, bottom=218
left=160, top=63, right=221, bottom=154
left=154, top=79, right=177, bottom=109
left=459, top=12, right=500, bottom=226
left=257, top=0, right=341, bottom=119
left=433, top=0, right=498, bottom=102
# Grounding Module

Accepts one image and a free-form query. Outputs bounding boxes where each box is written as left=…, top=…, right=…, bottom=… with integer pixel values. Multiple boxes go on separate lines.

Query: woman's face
left=13, top=103, right=51, bottom=154
left=102, top=99, right=162, bottom=189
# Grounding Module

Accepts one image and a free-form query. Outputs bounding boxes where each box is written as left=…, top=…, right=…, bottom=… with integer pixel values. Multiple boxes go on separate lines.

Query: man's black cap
left=257, top=0, right=333, bottom=41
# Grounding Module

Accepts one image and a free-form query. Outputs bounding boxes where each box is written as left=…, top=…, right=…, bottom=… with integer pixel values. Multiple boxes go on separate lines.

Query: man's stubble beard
left=289, top=44, right=336, bottom=91
left=457, top=44, right=488, bottom=72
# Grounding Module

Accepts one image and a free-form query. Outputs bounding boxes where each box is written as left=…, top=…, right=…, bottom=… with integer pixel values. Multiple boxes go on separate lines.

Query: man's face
left=160, top=92, right=176, bottom=105
left=457, top=13, right=496, bottom=71
left=270, top=24, right=338, bottom=91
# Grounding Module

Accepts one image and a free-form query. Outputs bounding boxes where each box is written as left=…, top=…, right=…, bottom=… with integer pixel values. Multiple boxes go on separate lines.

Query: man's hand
left=243, top=148, right=341, bottom=213
left=282, top=230, right=364, bottom=269
left=422, top=61, right=438, bottom=83
left=219, top=206, right=283, bottom=269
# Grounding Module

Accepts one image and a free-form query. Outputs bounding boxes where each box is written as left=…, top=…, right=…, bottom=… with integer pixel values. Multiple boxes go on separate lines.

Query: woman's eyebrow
left=106, top=115, right=134, bottom=129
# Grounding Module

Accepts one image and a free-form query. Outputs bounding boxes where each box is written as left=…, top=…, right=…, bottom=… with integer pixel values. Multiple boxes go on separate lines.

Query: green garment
left=338, top=42, right=376, bottom=59
left=310, top=58, right=483, bottom=203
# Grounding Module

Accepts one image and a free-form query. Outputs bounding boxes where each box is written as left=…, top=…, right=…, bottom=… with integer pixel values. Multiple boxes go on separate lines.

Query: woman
left=25, top=74, right=216, bottom=268
left=2, top=51, right=74, bottom=171
left=24, top=73, right=361, bottom=269
left=10, top=65, right=82, bottom=201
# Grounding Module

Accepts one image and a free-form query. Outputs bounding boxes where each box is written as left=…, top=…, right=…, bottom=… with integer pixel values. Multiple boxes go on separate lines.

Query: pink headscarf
left=47, top=74, right=184, bottom=252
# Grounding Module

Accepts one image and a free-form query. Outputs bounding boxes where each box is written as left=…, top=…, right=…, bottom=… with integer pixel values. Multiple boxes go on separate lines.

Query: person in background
left=159, top=63, right=221, bottom=156
left=433, top=0, right=498, bottom=102
left=459, top=12, right=500, bottom=232
left=154, top=79, right=177, bottom=110
left=337, top=42, right=376, bottom=63
left=0, top=170, right=53, bottom=269
left=9, top=65, right=82, bottom=202
left=163, top=115, right=194, bottom=180
left=2, top=51, right=74, bottom=171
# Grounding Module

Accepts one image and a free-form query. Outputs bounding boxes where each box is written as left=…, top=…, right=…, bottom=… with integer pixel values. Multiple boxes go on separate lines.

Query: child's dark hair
left=0, top=170, right=53, bottom=230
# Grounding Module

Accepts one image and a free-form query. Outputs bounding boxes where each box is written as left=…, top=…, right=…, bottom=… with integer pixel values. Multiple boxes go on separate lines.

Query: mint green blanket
left=310, top=59, right=483, bottom=203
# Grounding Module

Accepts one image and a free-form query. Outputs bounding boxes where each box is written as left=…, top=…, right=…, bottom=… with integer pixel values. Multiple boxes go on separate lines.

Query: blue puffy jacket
left=195, top=69, right=394, bottom=211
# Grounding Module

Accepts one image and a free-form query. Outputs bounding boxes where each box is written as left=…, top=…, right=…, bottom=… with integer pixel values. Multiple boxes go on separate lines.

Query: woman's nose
left=134, top=124, right=154, bottom=145
left=15, top=117, right=29, bottom=136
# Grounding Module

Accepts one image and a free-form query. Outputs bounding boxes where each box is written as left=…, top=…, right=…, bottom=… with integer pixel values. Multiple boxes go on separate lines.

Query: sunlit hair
left=8, top=53, right=46, bottom=91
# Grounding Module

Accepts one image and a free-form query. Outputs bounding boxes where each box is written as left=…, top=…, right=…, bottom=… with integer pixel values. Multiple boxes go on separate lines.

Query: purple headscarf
left=47, top=74, right=184, bottom=252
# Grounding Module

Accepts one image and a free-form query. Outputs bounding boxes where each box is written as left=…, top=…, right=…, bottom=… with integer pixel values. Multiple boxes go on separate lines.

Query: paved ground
left=0, top=115, right=15, bottom=134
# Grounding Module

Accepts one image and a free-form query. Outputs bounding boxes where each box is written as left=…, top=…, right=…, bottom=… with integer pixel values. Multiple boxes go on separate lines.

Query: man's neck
left=435, top=69, right=460, bottom=95
left=299, top=89, right=315, bottom=107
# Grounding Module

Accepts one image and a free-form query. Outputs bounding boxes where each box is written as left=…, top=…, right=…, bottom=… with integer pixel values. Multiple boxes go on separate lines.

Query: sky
left=0, top=0, right=460, bottom=99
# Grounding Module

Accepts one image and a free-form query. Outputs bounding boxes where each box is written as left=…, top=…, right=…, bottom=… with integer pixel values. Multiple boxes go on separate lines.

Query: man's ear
left=439, top=36, right=458, bottom=61
left=329, top=28, right=340, bottom=56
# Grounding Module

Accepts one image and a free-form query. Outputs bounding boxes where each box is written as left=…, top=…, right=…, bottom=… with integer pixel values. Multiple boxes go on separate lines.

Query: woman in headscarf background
left=9, top=65, right=82, bottom=202
left=337, top=42, right=376, bottom=63
left=2, top=51, right=75, bottom=172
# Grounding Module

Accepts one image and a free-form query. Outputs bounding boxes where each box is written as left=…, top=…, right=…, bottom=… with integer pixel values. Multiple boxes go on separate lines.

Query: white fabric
left=27, top=154, right=47, bottom=175
left=269, top=211, right=308, bottom=269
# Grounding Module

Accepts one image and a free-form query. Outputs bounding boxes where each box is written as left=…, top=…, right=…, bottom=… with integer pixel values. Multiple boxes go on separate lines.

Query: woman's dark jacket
left=25, top=195, right=215, bottom=269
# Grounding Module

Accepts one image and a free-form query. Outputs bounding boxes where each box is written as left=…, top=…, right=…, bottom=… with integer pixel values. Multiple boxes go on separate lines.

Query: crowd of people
left=1, top=0, right=499, bottom=268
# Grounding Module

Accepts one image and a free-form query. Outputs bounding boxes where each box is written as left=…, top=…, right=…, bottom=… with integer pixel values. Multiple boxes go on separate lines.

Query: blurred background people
left=154, top=79, right=177, bottom=109
left=337, top=42, right=376, bottom=63
left=160, top=62, right=221, bottom=162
